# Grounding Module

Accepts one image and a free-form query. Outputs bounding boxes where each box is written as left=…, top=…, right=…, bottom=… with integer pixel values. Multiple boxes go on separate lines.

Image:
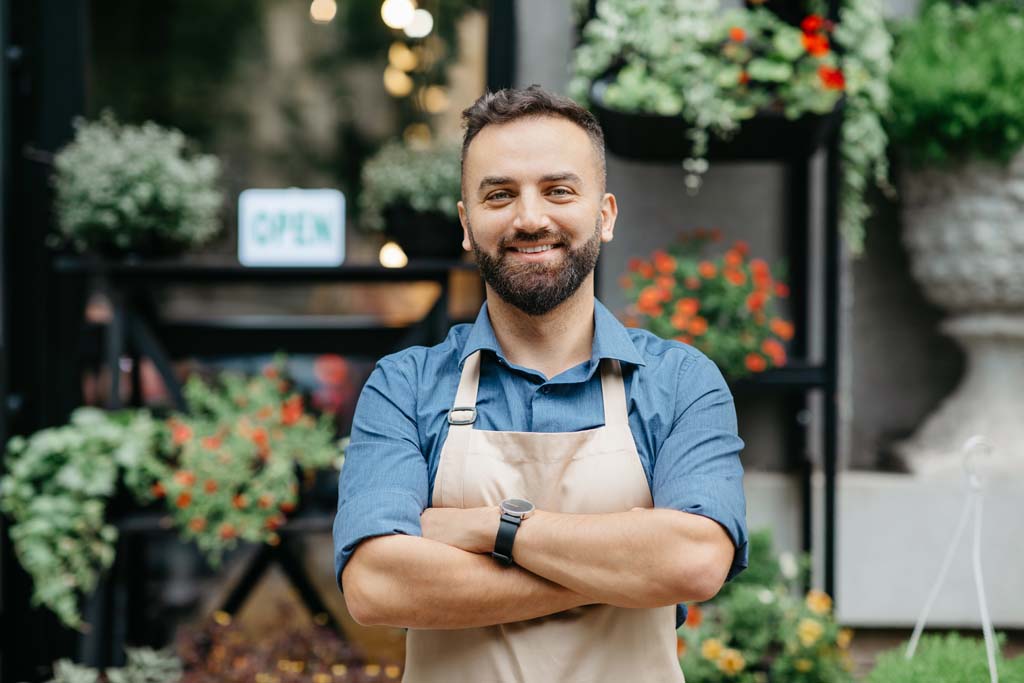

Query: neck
left=485, top=276, right=597, bottom=379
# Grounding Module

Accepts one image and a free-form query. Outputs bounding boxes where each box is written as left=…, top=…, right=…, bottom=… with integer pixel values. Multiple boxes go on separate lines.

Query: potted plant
left=619, top=229, right=794, bottom=379
left=51, top=110, right=224, bottom=257
left=569, top=0, right=893, bottom=253
left=887, top=1, right=1024, bottom=474
left=43, top=647, right=182, bottom=683
left=865, top=632, right=1024, bottom=683
left=0, top=408, right=163, bottom=629
left=359, top=139, right=464, bottom=260
left=678, top=529, right=855, bottom=682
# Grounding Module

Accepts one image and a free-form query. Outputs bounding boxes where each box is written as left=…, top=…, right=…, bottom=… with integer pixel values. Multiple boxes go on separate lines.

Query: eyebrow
left=477, top=172, right=584, bottom=193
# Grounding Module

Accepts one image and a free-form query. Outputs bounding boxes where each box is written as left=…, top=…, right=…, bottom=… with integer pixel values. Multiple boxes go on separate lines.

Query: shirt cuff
left=655, top=474, right=749, bottom=582
left=332, top=488, right=424, bottom=590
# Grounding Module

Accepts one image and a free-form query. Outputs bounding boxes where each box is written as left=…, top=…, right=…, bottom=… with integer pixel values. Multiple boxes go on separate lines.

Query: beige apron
left=404, top=350, right=685, bottom=683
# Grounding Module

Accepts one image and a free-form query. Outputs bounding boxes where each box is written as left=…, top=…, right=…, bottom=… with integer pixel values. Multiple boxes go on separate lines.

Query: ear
left=458, top=201, right=471, bottom=252
left=599, top=193, right=618, bottom=243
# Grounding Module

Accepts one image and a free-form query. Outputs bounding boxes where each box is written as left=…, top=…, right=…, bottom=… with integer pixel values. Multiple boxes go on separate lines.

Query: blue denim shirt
left=333, top=300, right=748, bottom=626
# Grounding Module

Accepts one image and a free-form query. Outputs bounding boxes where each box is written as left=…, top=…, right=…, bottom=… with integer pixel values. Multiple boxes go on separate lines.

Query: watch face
left=501, top=498, right=535, bottom=516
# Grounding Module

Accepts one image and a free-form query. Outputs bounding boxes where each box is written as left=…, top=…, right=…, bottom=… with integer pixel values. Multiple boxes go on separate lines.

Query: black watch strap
left=492, top=512, right=522, bottom=566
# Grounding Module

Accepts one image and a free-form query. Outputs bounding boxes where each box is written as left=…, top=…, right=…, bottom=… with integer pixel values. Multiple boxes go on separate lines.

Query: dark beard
left=468, top=218, right=602, bottom=316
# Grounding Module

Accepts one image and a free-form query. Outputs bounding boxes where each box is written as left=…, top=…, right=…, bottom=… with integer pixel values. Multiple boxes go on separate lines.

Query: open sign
left=238, top=188, right=345, bottom=266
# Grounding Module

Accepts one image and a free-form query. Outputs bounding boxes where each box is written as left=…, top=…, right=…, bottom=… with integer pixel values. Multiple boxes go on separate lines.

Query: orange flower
left=174, top=470, right=196, bottom=487
left=280, top=500, right=296, bottom=514
left=674, top=335, right=694, bottom=345
left=745, top=353, right=767, bottom=373
left=762, top=338, right=786, bottom=366
left=733, top=240, right=750, bottom=256
left=724, top=249, right=743, bottom=267
left=698, top=261, right=717, bottom=278
left=627, top=257, right=642, bottom=272
left=749, top=258, right=769, bottom=275
left=656, top=275, right=675, bottom=291
left=619, top=275, right=634, bottom=290
left=746, top=291, right=767, bottom=313
left=771, top=318, right=794, bottom=341
left=775, top=282, right=790, bottom=298
left=189, top=517, right=206, bottom=532
left=171, top=423, right=193, bottom=446
left=637, top=286, right=664, bottom=314
left=818, top=65, right=845, bottom=90
left=201, top=436, right=222, bottom=450
left=256, top=406, right=274, bottom=421
left=151, top=482, right=165, bottom=499
left=738, top=70, right=750, bottom=85
left=685, top=604, right=704, bottom=628
left=653, top=250, right=677, bottom=274
left=671, top=312, right=690, bottom=332
left=258, top=494, right=273, bottom=509
left=725, top=269, right=747, bottom=286
left=685, top=276, right=701, bottom=290
left=265, top=515, right=284, bottom=531
left=262, top=365, right=279, bottom=379
left=753, top=269, right=773, bottom=291
left=281, top=395, right=303, bottom=426
left=802, top=32, right=830, bottom=56
left=687, top=316, right=709, bottom=336
left=232, top=494, right=248, bottom=509
left=204, top=479, right=218, bottom=494
left=251, top=428, right=269, bottom=450
left=677, top=637, right=687, bottom=658
left=638, top=262, right=655, bottom=278
left=675, top=298, right=700, bottom=317
left=806, top=589, right=833, bottom=615
left=728, top=26, right=746, bottom=42
left=219, top=523, right=238, bottom=540
left=176, top=492, right=192, bottom=509
left=801, top=14, right=825, bottom=34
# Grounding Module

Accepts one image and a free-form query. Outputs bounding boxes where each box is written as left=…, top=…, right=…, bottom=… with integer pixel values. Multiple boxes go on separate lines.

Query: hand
left=420, top=506, right=500, bottom=555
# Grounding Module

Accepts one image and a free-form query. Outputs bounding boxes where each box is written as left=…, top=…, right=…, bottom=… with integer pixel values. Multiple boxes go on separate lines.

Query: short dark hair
left=460, top=85, right=606, bottom=189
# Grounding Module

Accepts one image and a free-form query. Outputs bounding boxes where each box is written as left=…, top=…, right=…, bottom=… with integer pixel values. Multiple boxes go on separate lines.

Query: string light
left=421, top=85, right=449, bottom=113
left=404, top=9, right=434, bottom=38
left=380, top=0, right=416, bottom=30
left=388, top=41, right=418, bottom=72
left=383, top=66, right=414, bottom=97
left=309, top=0, right=337, bottom=23
left=379, top=241, right=409, bottom=268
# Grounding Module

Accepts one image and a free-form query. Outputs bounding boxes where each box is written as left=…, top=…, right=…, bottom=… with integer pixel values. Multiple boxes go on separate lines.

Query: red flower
left=724, top=249, right=743, bottom=267
left=637, top=286, right=665, bottom=316
left=189, top=517, right=206, bottom=532
left=265, top=515, right=284, bottom=531
left=801, top=14, right=825, bottom=34
left=762, top=338, right=787, bottom=366
left=745, top=353, right=768, bottom=373
left=262, top=365, right=279, bottom=379
left=733, top=241, right=750, bottom=257
left=698, top=261, right=717, bottom=279
left=725, top=269, right=747, bottom=286
left=176, top=492, right=192, bottom=509
left=685, top=276, right=701, bottom=290
left=638, top=262, right=655, bottom=278
left=258, top=494, right=273, bottom=509
left=281, top=395, right=303, bottom=426
left=687, top=316, right=709, bottom=336
left=818, top=65, right=845, bottom=90
left=729, top=26, right=747, bottom=42
left=232, top=494, right=248, bottom=509
left=627, top=257, right=643, bottom=273
left=746, top=291, right=767, bottom=313
left=219, top=523, right=238, bottom=540
left=655, top=275, right=675, bottom=292
left=802, top=32, right=830, bottom=56
left=280, top=501, right=296, bottom=514
left=171, top=423, right=193, bottom=446
left=749, top=258, right=769, bottom=275
left=251, top=428, right=269, bottom=450
left=675, top=298, right=700, bottom=317
left=151, top=482, right=165, bottom=499
left=738, top=70, right=750, bottom=85
left=775, top=282, right=790, bottom=298
left=201, top=436, right=222, bottom=450
left=653, top=250, right=677, bottom=274
left=685, top=604, right=704, bottom=628
left=771, top=318, right=795, bottom=341
left=204, top=479, right=218, bottom=494
left=174, top=470, right=196, bottom=487
left=619, top=275, right=634, bottom=290
left=313, top=354, right=349, bottom=386
left=674, top=335, right=693, bottom=345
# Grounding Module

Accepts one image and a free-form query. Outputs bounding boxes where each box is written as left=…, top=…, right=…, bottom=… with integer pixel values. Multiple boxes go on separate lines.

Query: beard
left=467, top=217, right=602, bottom=316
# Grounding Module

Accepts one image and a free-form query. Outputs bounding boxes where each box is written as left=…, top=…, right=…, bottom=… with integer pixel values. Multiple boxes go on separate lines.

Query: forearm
left=513, top=508, right=732, bottom=608
left=341, top=534, right=592, bottom=629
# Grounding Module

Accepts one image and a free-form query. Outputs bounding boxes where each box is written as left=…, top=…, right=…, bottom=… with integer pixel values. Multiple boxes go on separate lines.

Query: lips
left=510, top=244, right=558, bottom=254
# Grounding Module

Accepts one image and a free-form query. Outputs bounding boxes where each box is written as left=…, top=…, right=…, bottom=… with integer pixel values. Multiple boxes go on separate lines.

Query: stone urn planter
left=897, top=151, right=1024, bottom=475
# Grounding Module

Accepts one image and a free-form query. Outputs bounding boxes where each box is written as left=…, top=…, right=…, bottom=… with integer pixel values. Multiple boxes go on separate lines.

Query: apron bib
left=403, top=351, right=685, bottom=683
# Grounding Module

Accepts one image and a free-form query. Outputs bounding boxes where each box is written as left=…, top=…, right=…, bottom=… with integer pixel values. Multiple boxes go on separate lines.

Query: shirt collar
left=459, top=299, right=646, bottom=369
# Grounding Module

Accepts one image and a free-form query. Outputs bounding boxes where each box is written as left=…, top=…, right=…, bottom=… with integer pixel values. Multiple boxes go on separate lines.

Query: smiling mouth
left=510, top=244, right=559, bottom=254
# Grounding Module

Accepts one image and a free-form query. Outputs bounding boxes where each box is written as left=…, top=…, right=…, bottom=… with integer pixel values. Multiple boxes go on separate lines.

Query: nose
left=512, top=189, right=550, bottom=232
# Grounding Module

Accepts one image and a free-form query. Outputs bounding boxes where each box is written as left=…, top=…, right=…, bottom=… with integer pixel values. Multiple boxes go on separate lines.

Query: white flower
left=758, top=589, right=776, bottom=604
left=779, top=552, right=798, bottom=580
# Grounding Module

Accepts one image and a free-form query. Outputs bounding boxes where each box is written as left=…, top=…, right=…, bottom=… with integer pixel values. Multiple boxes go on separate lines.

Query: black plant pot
left=591, top=84, right=841, bottom=162
left=383, top=205, right=466, bottom=261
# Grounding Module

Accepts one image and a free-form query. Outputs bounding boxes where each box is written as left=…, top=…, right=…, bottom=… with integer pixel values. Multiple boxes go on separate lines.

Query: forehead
left=463, top=115, right=600, bottom=184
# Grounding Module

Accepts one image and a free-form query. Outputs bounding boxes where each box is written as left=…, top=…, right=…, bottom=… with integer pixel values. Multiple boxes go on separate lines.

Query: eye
left=486, top=190, right=513, bottom=202
left=548, top=187, right=574, bottom=198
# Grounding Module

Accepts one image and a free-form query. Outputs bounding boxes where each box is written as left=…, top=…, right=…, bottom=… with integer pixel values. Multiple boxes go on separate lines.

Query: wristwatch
left=492, top=498, right=535, bottom=566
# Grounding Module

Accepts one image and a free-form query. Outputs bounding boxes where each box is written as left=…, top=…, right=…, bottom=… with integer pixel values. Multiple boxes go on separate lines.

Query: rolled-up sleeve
left=333, top=358, right=428, bottom=589
left=653, top=355, right=748, bottom=582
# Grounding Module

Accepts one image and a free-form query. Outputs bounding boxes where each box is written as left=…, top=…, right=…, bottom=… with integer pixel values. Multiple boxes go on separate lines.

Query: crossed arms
left=341, top=505, right=735, bottom=629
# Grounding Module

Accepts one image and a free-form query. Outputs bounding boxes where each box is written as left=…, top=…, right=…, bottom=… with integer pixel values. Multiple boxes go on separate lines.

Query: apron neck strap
left=449, top=351, right=630, bottom=430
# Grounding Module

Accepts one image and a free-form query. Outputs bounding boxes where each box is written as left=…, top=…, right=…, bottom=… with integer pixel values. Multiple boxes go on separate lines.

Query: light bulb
left=403, top=9, right=434, bottom=38
left=388, top=41, right=418, bottom=72
left=309, top=0, right=337, bottom=23
left=381, top=0, right=416, bottom=30
left=383, top=66, right=414, bottom=97
left=379, top=241, right=409, bottom=268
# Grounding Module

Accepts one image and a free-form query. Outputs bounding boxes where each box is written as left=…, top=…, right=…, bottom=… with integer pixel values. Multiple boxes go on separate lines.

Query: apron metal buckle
left=448, top=406, right=477, bottom=425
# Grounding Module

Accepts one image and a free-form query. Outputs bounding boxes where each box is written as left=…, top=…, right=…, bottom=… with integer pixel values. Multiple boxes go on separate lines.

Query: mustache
left=498, top=229, right=569, bottom=250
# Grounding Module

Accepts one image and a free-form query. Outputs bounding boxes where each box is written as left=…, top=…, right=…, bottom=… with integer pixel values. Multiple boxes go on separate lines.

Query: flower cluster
left=677, top=531, right=855, bottom=682
left=51, top=110, right=224, bottom=255
left=136, top=358, right=344, bottom=564
left=620, top=230, right=794, bottom=378
left=359, top=139, right=461, bottom=232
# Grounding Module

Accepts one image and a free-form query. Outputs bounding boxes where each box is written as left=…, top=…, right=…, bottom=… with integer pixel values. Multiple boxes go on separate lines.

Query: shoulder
left=626, top=327, right=724, bottom=384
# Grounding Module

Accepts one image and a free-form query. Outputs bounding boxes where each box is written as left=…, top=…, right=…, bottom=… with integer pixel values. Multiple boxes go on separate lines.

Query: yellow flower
left=716, top=648, right=746, bottom=675
left=837, top=628, right=854, bottom=649
left=797, top=618, right=824, bottom=647
left=701, top=638, right=725, bottom=661
left=841, top=651, right=855, bottom=671
left=805, top=589, right=833, bottom=615
left=794, top=658, right=813, bottom=672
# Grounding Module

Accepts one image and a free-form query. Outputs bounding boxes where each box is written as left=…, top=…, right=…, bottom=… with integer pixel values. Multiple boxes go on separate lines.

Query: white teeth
left=514, top=245, right=554, bottom=253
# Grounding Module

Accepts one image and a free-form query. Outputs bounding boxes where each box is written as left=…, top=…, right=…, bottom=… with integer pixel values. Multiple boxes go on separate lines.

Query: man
left=334, top=86, right=747, bottom=682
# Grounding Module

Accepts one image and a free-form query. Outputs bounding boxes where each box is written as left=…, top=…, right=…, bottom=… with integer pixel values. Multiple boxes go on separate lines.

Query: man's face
left=458, top=115, right=618, bottom=316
